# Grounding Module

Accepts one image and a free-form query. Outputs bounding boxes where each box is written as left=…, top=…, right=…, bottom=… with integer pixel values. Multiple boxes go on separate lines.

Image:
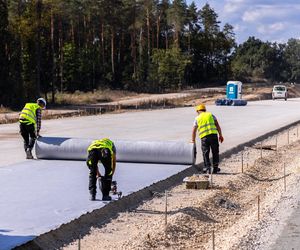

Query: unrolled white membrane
left=35, top=137, right=196, bottom=165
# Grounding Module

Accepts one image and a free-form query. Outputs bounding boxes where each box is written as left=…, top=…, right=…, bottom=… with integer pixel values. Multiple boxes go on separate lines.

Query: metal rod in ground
left=260, top=142, right=263, bottom=159
left=212, top=230, right=215, bottom=250
left=241, top=151, right=244, bottom=173
left=284, top=163, right=286, bottom=192
left=78, top=234, right=81, bottom=250
left=210, top=168, right=213, bottom=189
left=297, top=126, right=299, bottom=138
left=165, top=190, right=168, bottom=229
left=257, top=195, right=260, bottom=221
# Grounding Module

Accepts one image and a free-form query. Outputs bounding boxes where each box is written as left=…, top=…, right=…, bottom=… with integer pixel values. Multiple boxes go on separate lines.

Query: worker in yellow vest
left=19, top=98, right=46, bottom=159
left=191, top=104, right=224, bottom=174
left=87, top=138, right=116, bottom=201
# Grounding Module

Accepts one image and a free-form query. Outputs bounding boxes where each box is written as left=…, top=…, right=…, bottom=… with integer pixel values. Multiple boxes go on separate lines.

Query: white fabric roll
left=35, top=137, right=196, bottom=165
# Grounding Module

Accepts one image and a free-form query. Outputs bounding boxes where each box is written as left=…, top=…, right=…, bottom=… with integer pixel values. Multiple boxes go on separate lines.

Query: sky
left=188, top=0, right=300, bottom=44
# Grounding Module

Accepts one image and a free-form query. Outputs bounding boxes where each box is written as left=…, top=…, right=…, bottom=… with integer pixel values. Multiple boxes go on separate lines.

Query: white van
left=272, top=85, right=287, bottom=101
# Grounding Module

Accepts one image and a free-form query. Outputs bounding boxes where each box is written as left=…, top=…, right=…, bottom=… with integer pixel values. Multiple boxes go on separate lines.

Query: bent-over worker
left=19, top=98, right=46, bottom=159
left=191, top=104, right=224, bottom=173
left=86, top=138, right=116, bottom=201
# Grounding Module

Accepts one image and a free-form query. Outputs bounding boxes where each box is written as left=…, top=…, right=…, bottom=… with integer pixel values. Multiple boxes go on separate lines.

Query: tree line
left=0, top=0, right=299, bottom=108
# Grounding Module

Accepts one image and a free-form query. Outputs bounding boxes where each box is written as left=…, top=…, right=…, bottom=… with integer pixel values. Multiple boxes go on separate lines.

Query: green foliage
left=149, top=48, right=191, bottom=91
left=2, top=1, right=298, bottom=108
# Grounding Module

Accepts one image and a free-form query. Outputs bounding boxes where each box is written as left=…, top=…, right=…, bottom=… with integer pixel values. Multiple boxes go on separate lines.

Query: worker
left=191, top=104, right=224, bottom=174
left=86, top=138, right=116, bottom=201
left=19, top=98, right=46, bottom=159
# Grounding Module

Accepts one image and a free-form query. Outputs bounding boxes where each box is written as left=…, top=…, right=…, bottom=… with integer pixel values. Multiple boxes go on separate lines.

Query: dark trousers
left=19, top=123, right=36, bottom=151
left=201, top=134, right=219, bottom=169
left=86, top=149, right=113, bottom=197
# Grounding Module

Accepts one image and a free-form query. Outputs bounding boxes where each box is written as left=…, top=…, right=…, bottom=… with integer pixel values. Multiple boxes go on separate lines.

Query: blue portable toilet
left=226, top=81, right=242, bottom=99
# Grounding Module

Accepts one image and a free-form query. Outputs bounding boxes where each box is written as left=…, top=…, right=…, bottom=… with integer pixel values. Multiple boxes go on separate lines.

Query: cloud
left=242, top=4, right=300, bottom=23
left=257, top=22, right=286, bottom=34
left=188, top=0, right=300, bottom=43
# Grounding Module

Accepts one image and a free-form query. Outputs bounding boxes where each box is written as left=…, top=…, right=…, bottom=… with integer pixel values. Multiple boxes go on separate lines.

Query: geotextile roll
left=35, top=137, right=196, bottom=165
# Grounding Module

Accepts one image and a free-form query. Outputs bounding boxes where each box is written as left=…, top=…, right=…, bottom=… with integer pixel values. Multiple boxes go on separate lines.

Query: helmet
left=37, top=98, right=47, bottom=108
left=196, top=104, right=206, bottom=112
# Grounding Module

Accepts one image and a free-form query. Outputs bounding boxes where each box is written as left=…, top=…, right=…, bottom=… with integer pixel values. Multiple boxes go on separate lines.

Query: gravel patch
left=59, top=126, right=300, bottom=250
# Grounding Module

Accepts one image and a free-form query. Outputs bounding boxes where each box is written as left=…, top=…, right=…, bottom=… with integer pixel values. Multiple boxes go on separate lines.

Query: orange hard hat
left=196, top=104, right=206, bottom=111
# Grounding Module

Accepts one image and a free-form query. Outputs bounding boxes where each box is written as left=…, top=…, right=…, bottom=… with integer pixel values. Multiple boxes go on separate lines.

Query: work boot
left=213, top=167, right=221, bottom=174
left=26, top=149, right=33, bottom=159
left=102, top=195, right=112, bottom=201
left=203, top=167, right=211, bottom=174
left=89, top=193, right=96, bottom=201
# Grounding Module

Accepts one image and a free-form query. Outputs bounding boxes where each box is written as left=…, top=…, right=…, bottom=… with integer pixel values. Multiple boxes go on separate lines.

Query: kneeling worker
left=191, top=104, right=224, bottom=173
left=19, top=98, right=46, bottom=159
left=87, top=138, right=116, bottom=201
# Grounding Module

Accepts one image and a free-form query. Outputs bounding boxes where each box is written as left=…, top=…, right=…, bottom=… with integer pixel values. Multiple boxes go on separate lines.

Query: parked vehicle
left=272, top=85, right=287, bottom=101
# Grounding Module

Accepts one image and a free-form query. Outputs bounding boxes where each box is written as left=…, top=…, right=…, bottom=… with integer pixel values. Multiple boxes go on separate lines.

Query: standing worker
left=191, top=104, right=224, bottom=173
left=87, top=138, right=116, bottom=201
left=19, top=98, right=46, bottom=159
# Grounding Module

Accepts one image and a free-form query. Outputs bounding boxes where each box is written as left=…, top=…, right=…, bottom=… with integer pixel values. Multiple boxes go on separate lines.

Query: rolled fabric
left=35, top=137, right=196, bottom=165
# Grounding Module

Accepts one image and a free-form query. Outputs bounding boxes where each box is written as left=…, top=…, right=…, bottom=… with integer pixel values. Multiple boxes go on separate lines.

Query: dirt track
left=61, top=127, right=300, bottom=250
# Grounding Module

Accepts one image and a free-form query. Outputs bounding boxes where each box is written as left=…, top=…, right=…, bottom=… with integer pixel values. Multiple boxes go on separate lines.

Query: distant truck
left=272, top=85, right=287, bottom=101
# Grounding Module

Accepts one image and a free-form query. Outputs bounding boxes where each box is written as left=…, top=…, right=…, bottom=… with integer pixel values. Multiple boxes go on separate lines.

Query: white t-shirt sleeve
left=193, top=118, right=198, bottom=127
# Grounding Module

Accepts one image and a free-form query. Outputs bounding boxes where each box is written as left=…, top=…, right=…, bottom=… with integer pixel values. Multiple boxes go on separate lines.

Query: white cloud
left=242, top=4, right=300, bottom=23
left=257, top=22, right=286, bottom=34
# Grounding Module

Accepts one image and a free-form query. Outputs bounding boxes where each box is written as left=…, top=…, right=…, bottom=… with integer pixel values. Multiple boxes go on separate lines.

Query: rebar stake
left=212, top=230, right=215, bottom=250
left=78, top=234, right=81, bottom=250
left=241, top=152, right=244, bottom=173
left=257, top=195, right=260, bottom=221
left=260, top=142, right=263, bottom=159
left=284, top=163, right=286, bottom=192
left=210, top=169, right=213, bottom=189
left=165, top=191, right=168, bottom=230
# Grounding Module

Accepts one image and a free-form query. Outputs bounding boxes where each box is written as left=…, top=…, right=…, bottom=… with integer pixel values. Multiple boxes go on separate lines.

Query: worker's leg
left=201, top=136, right=211, bottom=172
left=86, top=150, right=99, bottom=200
left=27, top=124, right=37, bottom=150
left=209, top=134, right=220, bottom=173
left=19, top=123, right=30, bottom=151
left=100, top=149, right=113, bottom=201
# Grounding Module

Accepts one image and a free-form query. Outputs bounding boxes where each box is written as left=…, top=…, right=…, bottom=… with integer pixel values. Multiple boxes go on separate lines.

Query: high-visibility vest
left=88, top=138, right=115, bottom=176
left=88, top=138, right=115, bottom=156
left=196, top=112, right=218, bottom=139
left=19, top=103, right=40, bottom=126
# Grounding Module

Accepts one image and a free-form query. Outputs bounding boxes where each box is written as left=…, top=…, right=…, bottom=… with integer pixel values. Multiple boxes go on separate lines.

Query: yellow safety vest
left=88, top=138, right=115, bottom=176
left=19, top=103, right=40, bottom=126
left=196, top=112, right=218, bottom=139
left=87, top=138, right=115, bottom=155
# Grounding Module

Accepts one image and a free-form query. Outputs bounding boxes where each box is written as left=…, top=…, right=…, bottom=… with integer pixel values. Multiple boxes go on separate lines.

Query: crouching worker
left=19, top=98, right=46, bottom=159
left=87, top=138, right=116, bottom=201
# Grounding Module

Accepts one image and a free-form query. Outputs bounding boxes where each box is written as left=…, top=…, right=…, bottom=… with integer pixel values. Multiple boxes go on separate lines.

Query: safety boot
left=89, top=193, right=96, bottom=201
left=102, top=195, right=112, bottom=201
left=213, top=167, right=221, bottom=174
left=203, top=166, right=211, bottom=174
left=26, top=149, right=34, bottom=159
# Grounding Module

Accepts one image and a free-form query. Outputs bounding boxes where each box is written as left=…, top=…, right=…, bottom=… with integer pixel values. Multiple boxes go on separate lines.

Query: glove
left=219, top=135, right=224, bottom=143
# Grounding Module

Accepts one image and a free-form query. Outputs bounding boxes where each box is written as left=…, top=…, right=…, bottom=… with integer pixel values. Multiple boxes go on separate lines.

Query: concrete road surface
left=1, top=98, right=300, bottom=167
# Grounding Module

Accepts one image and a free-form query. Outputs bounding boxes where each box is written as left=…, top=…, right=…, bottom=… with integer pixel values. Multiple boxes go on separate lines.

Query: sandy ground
left=62, top=126, right=300, bottom=250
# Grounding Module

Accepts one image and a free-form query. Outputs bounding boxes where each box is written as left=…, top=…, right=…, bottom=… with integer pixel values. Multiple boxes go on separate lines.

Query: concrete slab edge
left=14, top=119, right=300, bottom=250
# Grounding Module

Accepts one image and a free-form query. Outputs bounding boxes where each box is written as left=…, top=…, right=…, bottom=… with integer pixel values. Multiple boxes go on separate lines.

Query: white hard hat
left=37, top=97, right=47, bottom=108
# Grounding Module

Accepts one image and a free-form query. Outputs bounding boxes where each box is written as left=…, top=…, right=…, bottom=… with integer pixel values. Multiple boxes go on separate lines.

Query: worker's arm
left=191, top=126, right=197, bottom=143
left=112, top=154, right=116, bottom=175
left=36, top=109, right=42, bottom=137
left=214, top=119, right=224, bottom=143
